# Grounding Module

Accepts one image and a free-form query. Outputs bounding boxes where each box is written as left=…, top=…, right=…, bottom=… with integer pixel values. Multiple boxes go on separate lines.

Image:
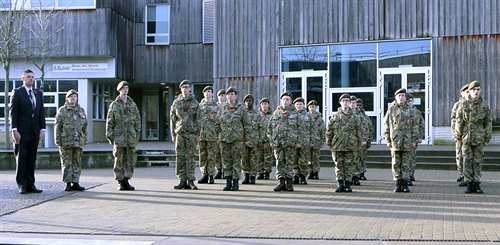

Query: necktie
left=29, top=89, right=35, bottom=109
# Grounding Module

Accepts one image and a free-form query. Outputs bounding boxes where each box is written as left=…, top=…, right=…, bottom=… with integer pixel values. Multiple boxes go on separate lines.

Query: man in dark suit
left=9, top=69, right=46, bottom=194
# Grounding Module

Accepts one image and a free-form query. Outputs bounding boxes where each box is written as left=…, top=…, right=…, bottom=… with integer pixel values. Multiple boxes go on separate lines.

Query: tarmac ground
left=0, top=165, right=499, bottom=245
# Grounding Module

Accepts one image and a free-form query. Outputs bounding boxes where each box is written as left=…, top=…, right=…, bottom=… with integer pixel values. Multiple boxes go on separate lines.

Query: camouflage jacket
left=258, top=109, right=272, bottom=143
left=244, top=108, right=262, bottom=147
left=450, top=98, right=463, bottom=139
left=267, top=105, right=304, bottom=148
left=54, top=103, right=88, bottom=148
left=216, top=100, right=252, bottom=143
left=383, top=102, right=419, bottom=150
left=297, top=109, right=313, bottom=146
left=358, top=108, right=374, bottom=143
left=410, top=105, right=425, bottom=140
left=199, top=98, right=219, bottom=141
left=310, top=112, right=325, bottom=149
left=455, top=96, right=492, bottom=145
left=326, top=107, right=362, bottom=151
left=170, top=94, right=200, bottom=137
left=106, top=95, right=141, bottom=147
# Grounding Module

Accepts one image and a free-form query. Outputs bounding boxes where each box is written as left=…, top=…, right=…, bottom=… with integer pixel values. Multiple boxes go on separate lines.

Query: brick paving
left=0, top=166, right=499, bottom=244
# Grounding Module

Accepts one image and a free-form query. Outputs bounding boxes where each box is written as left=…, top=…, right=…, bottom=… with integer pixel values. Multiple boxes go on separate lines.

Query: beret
left=307, top=100, right=317, bottom=106
left=350, top=95, right=357, bottom=101
left=202, top=86, right=213, bottom=93
left=356, top=98, right=363, bottom=104
left=217, top=89, right=226, bottom=96
left=66, top=89, right=77, bottom=98
left=179, top=79, right=191, bottom=88
left=468, top=81, right=480, bottom=90
left=394, top=88, right=406, bottom=96
left=407, top=93, right=414, bottom=99
left=293, top=97, right=305, bottom=104
left=259, top=98, right=270, bottom=104
left=460, top=84, right=469, bottom=92
left=243, top=94, right=254, bottom=102
left=117, top=81, right=129, bottom=91
left=339, top=93, right=350, bottom=102
left=226, top=86, right=238, bottom=94
left=280, top=91, right=292, bottom=99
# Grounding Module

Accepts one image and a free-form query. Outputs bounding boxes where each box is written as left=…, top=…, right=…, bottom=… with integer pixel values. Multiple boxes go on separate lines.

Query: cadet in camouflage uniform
left=106, top=81, right=141, bottom=191
left=455, top=81, right=492, bottom=194
left=348, top=95, right=365, bottom=186
left=197, top=86, right=219, bottom=184
left=292, top=97, right=313, bottom=185
left=383, top=88, right=419, bottom=193
left=54, top=89, right=87, bottom=192
left=307, top=100, right=325, bottom=180
left=268, top=92, right=304, bottom=192
left=170, top=80, right=201, bottom=190
left=216, top=87, right=252, bottom=191
left=257, top=98, right=273, bottom=180
left=355, top=98, right=373, bottom=181
left=407, top=94, right=425, bottom=185
left=214, top=89, right=226, bottom=179
left=451, top=84, right=470, bottom=186
left=241, top=94, right=262, bottom=184
left=326, top=94, right=364, bottom=192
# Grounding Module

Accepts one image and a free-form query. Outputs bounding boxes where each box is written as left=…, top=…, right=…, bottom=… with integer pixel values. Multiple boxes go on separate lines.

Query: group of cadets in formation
left=52, top=79, right=491, bottom=195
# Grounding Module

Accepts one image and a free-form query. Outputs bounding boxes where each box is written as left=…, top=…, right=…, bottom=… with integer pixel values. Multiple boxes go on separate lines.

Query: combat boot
left=465, top=182, right=474, bottom=193
left=117, top=180, right=126, bottom=191
left=475, top=183, right=483, bottom=194
left=249, top=176, right=256, bottom=184
left=208, top=175, right=214, bottom=184
left=407, top=180, right=413, bottom=186
left=344, top=181, right=353, bottom=192
left=410, top=175, right=416, bottom=181
left=458, top=179, right=467, bottom=186
left=402, top=180, right=410, bottom=192
left=188, top=180, right=198, bottom=190
left=300, top=174, right=307, bottom=185
left=71, top=182, right=85, bottom=191
left=314, top=172, right=319, bottom=179
left=352, top=177, right=360, bottom=186
left=293, top=175, right=300, bottom=184
left=307, top=172, right=314, bottom=179
left=223, top=177, right=232, bottom=191
left=274, top=178, right=286, bottom=191
left=65, top=182, right=72, bottom=191
left=123, top=178, right=135, bottom=190
left=257, top=173, right=264, bottom=179
left=242, top=173, right=250, bottom=184
left=198, top=175, right=209, bottom=184
left=173, top=180, right=188, bottom=190
left=335, top=180, right=344, bottom=192
left=360, top=172, right=367, bottom=180
left=214, top=169, right=223, bottom=179
left=456, top=176, right=463, bottom=182
left=231, top=179, right=239, bottom=191
left=394, top=179, right=402, bottom=192
left=264, top=171, right=270, bottom=180
left=285, top=177, right=294, bottom=191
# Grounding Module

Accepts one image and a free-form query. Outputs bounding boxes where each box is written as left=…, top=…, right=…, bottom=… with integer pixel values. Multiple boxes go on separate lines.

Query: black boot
left=257, top=173, right=264, bottom=179
left=352, top=177, right=361, bottom=186
left=242, top=173, right=250, bottom=184
left=286, top=177, right=294, bottom=191
left=465, top=182, right=474, bottom=193
left=214, top=169, right=223, bottom=179
left=231, top=179, right=239, bottom=191
left=457, top=176, right=463, bottom=182
left=274, top=178, right=286, bottom=191
left=123, top=178, right=135, bottom=190
left=223, top=177, right=232, bottom=191
left=410, top=175, right=416, bottom=181
left=264, top=171, right=270, bottom=180
left=249, top=176, right=256, bottom=184
left=335, top=180, right=344, bottom=192
left=407, top=180, right=413, bottom=186
left=198, top=175, right=209, bottom=184
left=344, top=181, right=353, bottom=192
left=360, top=172, right=367, bottom=180
left=458, top=179, right=467, bottom=186
left=173, top=180, right=188, bottom=190
left=300, top=175, right=307, bottom=185
left=188, top=180, right=198, bottom=190
left=475, top=183, right=483, bottom=193
left=307, top=172, right=314, bottom=179
left=65, top=182, right=72, bottom=191
left=394, top=179, right=402, bottom=192
left=117, top=180, right=126, bottom=191
left=314, top=172, right=319, bottom=179
left=208, top=175, right=214, bottom=184
left=402, top=180, right=411, bottom=192
left=293, top=175, right=300, bottom=184
left=71, top=182, right=85, bottom=191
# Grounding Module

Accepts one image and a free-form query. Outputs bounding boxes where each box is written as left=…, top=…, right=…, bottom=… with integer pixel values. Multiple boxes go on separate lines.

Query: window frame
left=145, top=4, right=171, bottom=46
left=0, top=0, right=96, bottom=11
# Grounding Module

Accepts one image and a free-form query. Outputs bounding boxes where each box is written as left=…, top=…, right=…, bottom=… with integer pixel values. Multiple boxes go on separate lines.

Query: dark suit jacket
left=9, top=86, right=46, bottom=135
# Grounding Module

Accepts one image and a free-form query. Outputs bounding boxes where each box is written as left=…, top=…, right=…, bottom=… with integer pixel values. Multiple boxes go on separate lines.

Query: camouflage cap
left=226, top=86, right=238, bottom=94
left=259, top=98, right=270, bottom=104
left=217, top=89, right=226, bottom=96
left=116, top=81, right=129, bottom=91
left=468, top=80, right=480, bottom=90
left=460, top=84, right=469, bottom=92
left=339, top=93, right=350, bottom=102
left=179, top=79, right=191, bottom=88
left=280, top=91, right=292, bottom=99
left=307, top=100, right=318, bottom=106
left=293, top=97, right=305, bottom=104
left=202, top=86, right=213, bottom=93
left=65, top=89, right=78, bottom=98
left=243, top=94, right=254, bottom=102
left=350, top=95, right=357, bottom=101
left=394, top=88, right=406, bottom=96
left=356, top=98, right=363, bottom=104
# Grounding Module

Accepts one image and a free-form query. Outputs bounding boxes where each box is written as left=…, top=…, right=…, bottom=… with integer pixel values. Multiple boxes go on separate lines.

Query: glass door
left=142, top=93, right=160, bottom=140
left=282, top=70, right=327, bottom=114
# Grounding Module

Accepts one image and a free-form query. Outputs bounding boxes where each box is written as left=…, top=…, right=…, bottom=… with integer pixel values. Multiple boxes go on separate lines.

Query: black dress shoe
left=19, top=187, right=27, bottom=194
left=28, top=187, right=43, bottom=193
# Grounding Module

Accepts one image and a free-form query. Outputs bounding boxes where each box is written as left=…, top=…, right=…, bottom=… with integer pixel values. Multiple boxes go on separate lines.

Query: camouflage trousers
left=294, top=146, right=310, bottom=177
left=113, top=146, right=135, bottom=181
left=461, top=143, right=483, bottom=183
left=332, top=151, right=355, bottom=181
left=352, top=147, right=367, bottom=177
left=215, top=142, right=223, bottom=170
left=220, top=141, right=244, bottom=180
left=199, top=140, right=217, bottom=176
left=175, top=134, right=197, bottom=181
left=391, top=150, right=411, bottom=181
left=408, top=145, right=419, bottom=176
left=59, top=147, right=83, bottom=183
left=258, top=142, right=273, bottom=174
left=455, top=142, right=463, bottom=177
left=274, top=146, right=296, bottom=179
left=308, top=147, right=321, bottom=174
left=242, top=146, right=259, bottom=176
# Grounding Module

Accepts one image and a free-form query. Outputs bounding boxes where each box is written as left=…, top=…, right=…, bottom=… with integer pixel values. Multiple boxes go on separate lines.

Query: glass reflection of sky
left=281, top=46, right=328, bottom=63
left=329, top=43, right=377, bottom=62
left=379, top=40, right=430, bottom=60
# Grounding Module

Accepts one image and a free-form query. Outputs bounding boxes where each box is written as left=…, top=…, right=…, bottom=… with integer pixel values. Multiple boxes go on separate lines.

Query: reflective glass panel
left=379, top=40, right=431, bottom=68
left=331, top=92, right=374, bottom=112
left=329, top=43, right=377, bottom=88
left=282, top=46, right=328, bottom=72
left=59, top=80, right=78, bottom=92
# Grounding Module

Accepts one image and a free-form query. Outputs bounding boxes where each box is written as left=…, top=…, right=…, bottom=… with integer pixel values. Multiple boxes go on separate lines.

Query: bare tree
left=0, top=0, right=27, bottom=150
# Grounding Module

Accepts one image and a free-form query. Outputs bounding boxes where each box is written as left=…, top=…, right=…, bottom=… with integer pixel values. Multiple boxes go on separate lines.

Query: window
left=203, top=0, right=214, bottom=43
left=379, top=40, right=430, bottom=68
left=146, top=5, right=170, bottom=45
left=93, top=83, right=114, bottom=120
left=0, top=0, right=95, bottom=10
left=281, top=46, right=328, bottom=72
left=329, top=43, right=378, bottom=88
